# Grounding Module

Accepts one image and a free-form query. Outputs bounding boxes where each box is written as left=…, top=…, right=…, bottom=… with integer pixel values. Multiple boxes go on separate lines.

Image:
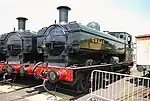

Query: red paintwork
left=49, top=67, right=73, bottom=82
left=19, top=64, right=74, bottom=82
left=11, top=64, right=21, bottom=73
left=0, top=62, right=74, bottom=82
left=0, top=63, right=8, bottom=71
left=57, top=69, right=67, bottom=80
left=33, top=66, right=49, bottom=79
left=136, top=34, right=150, bottom=38
left=21, top=64, right=34, bottom=75
left=33, top=66, right=74, bottom=82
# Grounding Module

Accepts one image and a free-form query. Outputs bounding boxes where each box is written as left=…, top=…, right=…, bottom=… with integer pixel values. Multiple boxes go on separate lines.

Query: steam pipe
left=32, top=62, right=43, bottom=73
left=43, top=79, right=57, bottom=100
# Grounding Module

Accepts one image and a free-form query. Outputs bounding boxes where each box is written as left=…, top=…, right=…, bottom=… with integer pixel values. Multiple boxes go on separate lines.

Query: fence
left=89, top=70, right=150, bottom=101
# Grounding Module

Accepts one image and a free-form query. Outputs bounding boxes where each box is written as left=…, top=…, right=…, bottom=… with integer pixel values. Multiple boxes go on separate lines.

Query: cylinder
left=57, top=6, right=71, bottom=24
left=16, top=17, right=28, bottom=31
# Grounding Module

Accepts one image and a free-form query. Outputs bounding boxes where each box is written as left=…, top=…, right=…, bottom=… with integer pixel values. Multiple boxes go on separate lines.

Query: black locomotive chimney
left=57, top=6, right=71, bottom=24
left=16, top=17, right=28, bottom=31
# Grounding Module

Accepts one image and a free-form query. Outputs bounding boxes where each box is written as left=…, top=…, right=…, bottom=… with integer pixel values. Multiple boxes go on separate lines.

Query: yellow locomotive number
left=92, top=38, right=104, bottom=44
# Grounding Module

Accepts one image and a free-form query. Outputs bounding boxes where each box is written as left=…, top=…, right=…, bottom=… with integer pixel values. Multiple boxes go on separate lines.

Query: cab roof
left=136, top=34, right=150, bottom=38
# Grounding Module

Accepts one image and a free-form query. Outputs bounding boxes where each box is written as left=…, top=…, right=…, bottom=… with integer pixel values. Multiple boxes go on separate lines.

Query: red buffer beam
left=19, top=62, right=74, bottom=82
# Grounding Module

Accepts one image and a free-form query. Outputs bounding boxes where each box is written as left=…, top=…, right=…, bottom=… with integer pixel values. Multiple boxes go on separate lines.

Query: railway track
left=0, top=79, right=84, bottom=101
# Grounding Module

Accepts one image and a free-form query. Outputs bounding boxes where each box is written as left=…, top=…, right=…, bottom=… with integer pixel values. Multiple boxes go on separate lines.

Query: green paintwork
left=79, top=39, right=125, bottom=54
left=67, top=23, right=125, bottom=54
left=78, top=24, right=124, bottom=43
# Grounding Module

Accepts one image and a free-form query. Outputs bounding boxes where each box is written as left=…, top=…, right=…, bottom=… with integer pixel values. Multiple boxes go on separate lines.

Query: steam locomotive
left=0, top=17, right=43, bottom=75
left=0, top=34, right=6, bottom=61
left=32, top=6, right=133, bottom=93
left=0, top=6, right=133, bottom=93
left=36, top=6, right=133, bottom=66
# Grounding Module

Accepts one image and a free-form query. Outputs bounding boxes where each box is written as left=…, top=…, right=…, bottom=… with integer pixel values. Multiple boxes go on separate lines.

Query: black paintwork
left=0, top=30, right=41, bottom=64
left=37, top=22, right=132, bottom=67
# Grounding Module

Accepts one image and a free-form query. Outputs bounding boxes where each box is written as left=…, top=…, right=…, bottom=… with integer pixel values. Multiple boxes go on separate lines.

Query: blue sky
left=0, top=0, right=149, bottom=41
left=104, top=0, right=150, bottom=35
left=107, top=0, right=150, bottom=19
